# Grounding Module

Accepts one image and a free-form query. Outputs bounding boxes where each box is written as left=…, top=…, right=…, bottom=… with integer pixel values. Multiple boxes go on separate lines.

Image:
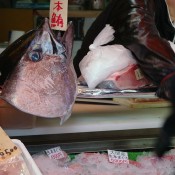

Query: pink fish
left=0, top=18, right=77, bottom=124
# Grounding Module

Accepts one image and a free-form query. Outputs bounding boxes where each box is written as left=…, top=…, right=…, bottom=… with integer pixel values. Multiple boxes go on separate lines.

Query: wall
left=0, top=8, right=96, bottom=59
left=0, top=8, right=34, bottom=42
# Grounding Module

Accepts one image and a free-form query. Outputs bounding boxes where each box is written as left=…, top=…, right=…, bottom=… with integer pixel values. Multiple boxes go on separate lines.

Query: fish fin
left=0, top=29, right=36, bottom=58
left=0, top=29, right=36, bottom=86
left=61, top=22, right=74, bottom=60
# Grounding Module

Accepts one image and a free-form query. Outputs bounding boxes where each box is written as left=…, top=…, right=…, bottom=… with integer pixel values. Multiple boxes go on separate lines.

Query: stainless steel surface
left=11, top=128, right=174, bottom=154
left=24, top=138, right=157, bottom=154
left=21, top=136, right=175, bottom=155
left=6, top=104, right=172, bottom=155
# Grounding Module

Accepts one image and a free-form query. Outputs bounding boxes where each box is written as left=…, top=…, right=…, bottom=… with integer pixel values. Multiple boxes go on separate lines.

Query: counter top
left=5, top=103, right=171, bottom=137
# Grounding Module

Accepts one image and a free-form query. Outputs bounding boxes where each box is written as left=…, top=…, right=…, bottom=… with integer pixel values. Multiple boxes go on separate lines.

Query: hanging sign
left=49, top=0, right=68, bottom=31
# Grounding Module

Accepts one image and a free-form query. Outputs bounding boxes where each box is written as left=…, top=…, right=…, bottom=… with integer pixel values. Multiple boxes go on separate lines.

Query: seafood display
left=97, top=64, right=151, bottom=90
left=0, top=131, right=41, bottom=175
left=74, top=0, right=175, bottom=158
left=0, top=18, right=77, bottom=124
left=33, top=148, right=175, bottom=175
left=0, top=155, right=30, bottom=175
left=79, top=25, right=151, bottom=90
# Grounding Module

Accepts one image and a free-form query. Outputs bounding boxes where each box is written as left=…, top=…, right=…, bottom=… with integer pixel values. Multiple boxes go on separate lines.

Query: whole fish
left=0, top=18, right=77, bottom=124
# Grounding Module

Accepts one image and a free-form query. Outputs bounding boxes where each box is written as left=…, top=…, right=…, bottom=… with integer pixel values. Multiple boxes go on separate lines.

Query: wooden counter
left=5, top=103, right=171, bottom=137
left=3, top=103, right=173, bottom=153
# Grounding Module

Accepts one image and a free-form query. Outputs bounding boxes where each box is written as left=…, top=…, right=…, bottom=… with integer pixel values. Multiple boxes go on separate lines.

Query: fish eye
left=29, top=51, right=41, bottom=62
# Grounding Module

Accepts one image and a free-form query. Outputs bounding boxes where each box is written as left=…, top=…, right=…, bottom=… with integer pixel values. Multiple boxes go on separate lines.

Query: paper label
left=49, top=0, right=68, bottom=31
left=45, top=146, right=64, bottom=160
left=108, top=150, right=129, bottom=164
left=135, top=68, right=144, bottom=80
left=0, top=127, right=21, bottom=161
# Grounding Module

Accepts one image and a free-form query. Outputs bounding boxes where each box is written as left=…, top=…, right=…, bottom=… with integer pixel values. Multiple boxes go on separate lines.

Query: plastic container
left=0, top=100, right=36, bottom=129
left=12, top=139, right=42, bottom=175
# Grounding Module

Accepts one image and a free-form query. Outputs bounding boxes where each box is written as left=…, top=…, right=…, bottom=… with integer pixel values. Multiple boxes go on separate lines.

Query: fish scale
left=0, top=18, right=77, bottom=124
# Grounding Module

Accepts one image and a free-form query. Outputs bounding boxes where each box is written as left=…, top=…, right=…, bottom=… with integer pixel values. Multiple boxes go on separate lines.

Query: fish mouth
left=29, top=18, right=66, bottom=59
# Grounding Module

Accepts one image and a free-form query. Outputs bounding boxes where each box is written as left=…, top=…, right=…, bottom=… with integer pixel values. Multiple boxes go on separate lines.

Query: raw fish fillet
left=98, top=64, right=151, bottom=90
left=0, top=18, right=77, bottom=124
left=79, top=44, right=136, bottom=89
left=0, top=155, right=30, bottom=175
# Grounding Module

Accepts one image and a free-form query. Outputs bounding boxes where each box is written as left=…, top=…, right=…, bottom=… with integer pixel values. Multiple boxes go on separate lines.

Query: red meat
left=98, top=64, right=151, bottom=90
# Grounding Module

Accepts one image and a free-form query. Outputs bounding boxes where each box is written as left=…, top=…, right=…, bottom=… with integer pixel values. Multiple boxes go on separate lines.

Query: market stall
left=4, top=102, right=172, bottom=154
left=1, top=0, right=175, bottom=174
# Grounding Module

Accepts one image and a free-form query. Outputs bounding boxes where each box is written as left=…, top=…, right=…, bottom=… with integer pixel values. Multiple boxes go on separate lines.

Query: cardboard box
left=0, top=100, right=36, bottom=129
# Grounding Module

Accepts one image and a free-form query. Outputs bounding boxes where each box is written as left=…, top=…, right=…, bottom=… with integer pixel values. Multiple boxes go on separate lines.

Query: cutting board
left=113, top=97, right=171, bottom=108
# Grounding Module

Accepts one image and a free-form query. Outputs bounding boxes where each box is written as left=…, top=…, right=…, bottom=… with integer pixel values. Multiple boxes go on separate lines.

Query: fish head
left=27, top=18, right=66, bottom=63
left=1, top=18, right=77, bottom=123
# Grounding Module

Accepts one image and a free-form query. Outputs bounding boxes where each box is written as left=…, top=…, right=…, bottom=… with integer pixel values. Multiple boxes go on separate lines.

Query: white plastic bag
left=79, top=24, right=136, bottom=89
left=169, top=40, right=175, bottom=52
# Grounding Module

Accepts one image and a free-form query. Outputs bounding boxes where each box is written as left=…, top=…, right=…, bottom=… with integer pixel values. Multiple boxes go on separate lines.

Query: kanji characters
left=51, top=12, right=64, bottom=28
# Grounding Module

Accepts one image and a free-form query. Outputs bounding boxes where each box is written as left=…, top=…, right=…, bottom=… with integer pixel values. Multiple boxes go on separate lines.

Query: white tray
left=12, top=139, right=42, bottom=175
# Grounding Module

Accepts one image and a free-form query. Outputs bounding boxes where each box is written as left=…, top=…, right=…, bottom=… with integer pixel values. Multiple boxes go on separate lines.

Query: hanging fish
left=0, top=18, right=77, bottom=124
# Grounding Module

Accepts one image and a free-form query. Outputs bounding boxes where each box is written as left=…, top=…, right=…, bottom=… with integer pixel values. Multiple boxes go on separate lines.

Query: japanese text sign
left=108, top=150, right=129, bottom=164
left=50, top=0, right=68, bottom=31
left=45, top=146, right=65, bottom=160
left=0, top=127, right=21, bottom=161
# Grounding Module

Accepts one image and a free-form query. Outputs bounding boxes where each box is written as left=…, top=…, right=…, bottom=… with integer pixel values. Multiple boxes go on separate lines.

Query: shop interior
left=0, top=1, right=175, bottom=174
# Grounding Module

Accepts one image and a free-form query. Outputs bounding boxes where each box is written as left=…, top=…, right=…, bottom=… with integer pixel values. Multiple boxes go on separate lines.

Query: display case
left=4, top=102, right=173, bottom=154
left=1, top=1, right=173, bottom=159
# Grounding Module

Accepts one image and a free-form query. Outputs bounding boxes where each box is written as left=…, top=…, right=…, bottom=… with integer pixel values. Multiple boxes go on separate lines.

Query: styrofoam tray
left=12, top=139, right=42, bottom=175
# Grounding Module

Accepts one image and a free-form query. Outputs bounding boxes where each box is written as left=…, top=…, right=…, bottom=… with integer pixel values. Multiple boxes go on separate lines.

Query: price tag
left=45, top=146, right=64, bottom=160
left=108, top=150, right=129, bottom=164
left=49, top=0, right=68, bottom=31
left=135, top=68, right=144, bottom=80
left=0, top=127, right=21, bottom=161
